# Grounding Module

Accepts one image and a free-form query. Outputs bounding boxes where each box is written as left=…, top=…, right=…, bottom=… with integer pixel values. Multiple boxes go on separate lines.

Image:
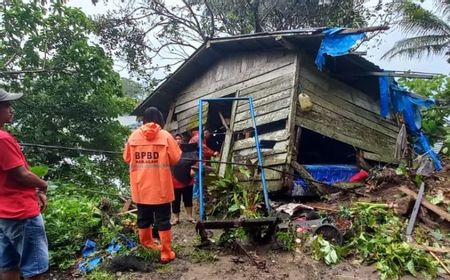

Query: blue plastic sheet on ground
left=378, top=78, right=442, bottom=170
left=78, top=235, right=136, bottom=273
left=79, top=256, right=101, bottom=273
left=315, top=28, right=366, bottom=71
left=118, top=233, right=136, bottom=249
left=292, top=164, right=359, bottom=196
left=106, top=241, right=121, bottom=254
left=81, top=239, right=96, bottom=258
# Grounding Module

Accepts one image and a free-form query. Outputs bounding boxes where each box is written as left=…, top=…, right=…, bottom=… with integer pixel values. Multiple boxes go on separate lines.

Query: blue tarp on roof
left=315, top=28, right=366, bottom=71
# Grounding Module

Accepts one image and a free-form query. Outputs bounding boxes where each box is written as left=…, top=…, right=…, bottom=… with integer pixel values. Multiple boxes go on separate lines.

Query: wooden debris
left=303, top=202, right=338, bottom=212
left=392, top=196, right=413, bottom=216
left=118, top=209, right=138, bottom=216
left=291, top=161, right=329, bottom=195
left=121, top=199, right=132, bottom=213
left=399, top=186, right=450, bottom=224
left=410, top=244, right=450, bottom=254
left=332, top=182, right=365, bottom=190
left=406, top=182, right=425, bottom=241
left=430, top=251, right=450, bottom=276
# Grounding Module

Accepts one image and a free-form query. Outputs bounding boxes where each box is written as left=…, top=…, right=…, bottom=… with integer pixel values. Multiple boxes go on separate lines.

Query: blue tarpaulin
left=81, top=239, right=96, bottom=258
left=315, top=28, right=366, bottom=71
left=78, top=235, right=136, bottom=273
left=292, top=164, right=359, bottom=196
left=379, top=76, right=391, bottom=118
left=378, top=78, right=442, bottom=170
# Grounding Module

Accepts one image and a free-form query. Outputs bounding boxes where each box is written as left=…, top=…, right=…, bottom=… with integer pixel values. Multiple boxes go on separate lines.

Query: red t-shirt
left=172, top=175, right=194, bottom=189
left=0, top=130, right=40, bottom=219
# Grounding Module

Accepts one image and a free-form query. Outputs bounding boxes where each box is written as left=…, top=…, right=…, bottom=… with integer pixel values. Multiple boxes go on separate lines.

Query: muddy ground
left=55, top=214, right=434, bottom=280
left=114, top=220, right=386, bottom=280
left=50, top=165, right=450, bottom=280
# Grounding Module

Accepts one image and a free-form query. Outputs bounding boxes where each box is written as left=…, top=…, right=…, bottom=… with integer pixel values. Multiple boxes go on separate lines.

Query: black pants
left=172, top=185, right=193, bottom=214
left=137, top=203, right=171, bottom=231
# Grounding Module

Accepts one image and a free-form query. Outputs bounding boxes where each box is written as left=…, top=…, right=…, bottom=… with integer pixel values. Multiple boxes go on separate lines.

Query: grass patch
left=190, top=248, right=219, bottom=264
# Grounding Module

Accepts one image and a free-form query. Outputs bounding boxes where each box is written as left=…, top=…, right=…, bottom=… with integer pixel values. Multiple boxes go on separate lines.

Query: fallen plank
left=399, top=186, right=450, bottom=224
left=121, top=199, right=132, bottom=213
left=410, top=244, right=450, bottom=254
left=430, top=251, right=450, bottom=276
left=118, top=209, right=138, bottom=216
left=406, top=182, right=425, bottom=241
left=291, top=161, right=329, bottom=195
left=303, top=202, right=338, bottom=212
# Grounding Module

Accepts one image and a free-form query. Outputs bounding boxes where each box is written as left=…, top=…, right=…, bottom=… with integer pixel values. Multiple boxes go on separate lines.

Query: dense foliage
left=0, top=1, right=135, bottom=187
left=399, top=76, right=450, bottom=155
left=384, top=0, right=450, bottom=63
left=310, top=202, right=438, bottom=280
left=94, top=0, right=393, bottom=81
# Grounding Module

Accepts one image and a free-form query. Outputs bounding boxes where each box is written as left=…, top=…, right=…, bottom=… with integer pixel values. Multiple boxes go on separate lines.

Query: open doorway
left=204, top=96, right=235, bottom=151
left=297, top=127, right=356, bottom=164
left=292, top=127, right=361, bottom=196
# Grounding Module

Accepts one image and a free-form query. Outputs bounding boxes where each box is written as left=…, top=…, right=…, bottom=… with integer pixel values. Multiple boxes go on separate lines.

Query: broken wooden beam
left=399, top=186, right=450, bottom=224
left=335, top=70, right=437, bottom=79
left=121, top=199, right=132, bottom=213
left=199, top=217, right=278, bottom=230
left=338, top=25, right=389, bottom=34
left=410, top=244, right=450, bottom=254
left=291, top=161, right=329, bottom=195
left=430, top=251, right=450, bottom=275
left=406, top=182, right=425, bottom=241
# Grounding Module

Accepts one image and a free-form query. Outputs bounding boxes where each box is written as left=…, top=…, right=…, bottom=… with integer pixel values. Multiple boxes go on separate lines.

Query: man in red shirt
left=0, top=89, right=49, bottom=280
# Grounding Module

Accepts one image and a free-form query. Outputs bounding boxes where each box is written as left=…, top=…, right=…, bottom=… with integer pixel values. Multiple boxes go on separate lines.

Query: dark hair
left=143, top=107, right=165, bottom=126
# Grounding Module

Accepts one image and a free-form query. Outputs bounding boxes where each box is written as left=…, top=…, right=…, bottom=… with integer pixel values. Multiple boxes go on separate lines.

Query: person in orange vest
left=123, top=107, right=181, bottom=263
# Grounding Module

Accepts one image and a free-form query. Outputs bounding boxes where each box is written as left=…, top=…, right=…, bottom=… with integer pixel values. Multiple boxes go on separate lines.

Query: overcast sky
left=68, top=0, right=450, bottom=76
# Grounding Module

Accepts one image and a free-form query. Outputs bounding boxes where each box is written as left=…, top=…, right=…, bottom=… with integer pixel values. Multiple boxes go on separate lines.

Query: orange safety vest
left=123, top=122, right=181, bottom=205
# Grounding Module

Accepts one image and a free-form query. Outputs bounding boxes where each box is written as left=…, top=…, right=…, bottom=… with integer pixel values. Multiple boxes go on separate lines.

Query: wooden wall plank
left=175, top=52, right=296, bottom=111
left=236, top=88, right=292, bottom=114
left=233, top=130, right=289, bottom=151
left=176, top=76, right=291, bottom=123
left=174, top=62, right=295, bottom=115
left=233, top=149, right=288, bottom=164
left=301, top=59, right=380, bottom=114
left=300, top=78, right=399, bottom=133
left=303, top=88, right=399, bottom=139
left=235, top=140, right=290, bottom=157
left=235, top=98, right=291, bottom=122
left=234, top=107, right=290, bottom=131
left=296, top=107, right=396, bottom=162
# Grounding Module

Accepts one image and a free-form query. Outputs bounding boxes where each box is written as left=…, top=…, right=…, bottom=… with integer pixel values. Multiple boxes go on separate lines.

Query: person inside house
left=171, top=133, right=196, bottom=225
left=123, top=107, right=181, bottom=263
left=189, top=128, right=219, bottom=162
left=0, top=89, right=49, bottom=280
left=189, top=128, right=220, bottom=200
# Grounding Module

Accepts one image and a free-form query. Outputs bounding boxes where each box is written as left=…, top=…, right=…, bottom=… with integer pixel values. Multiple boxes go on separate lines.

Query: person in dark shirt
left=171, top=134, right=196, bottom=225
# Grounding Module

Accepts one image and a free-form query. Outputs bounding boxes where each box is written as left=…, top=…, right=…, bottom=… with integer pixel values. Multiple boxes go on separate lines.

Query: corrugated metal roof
left=133, top=28, right=383, bottom=116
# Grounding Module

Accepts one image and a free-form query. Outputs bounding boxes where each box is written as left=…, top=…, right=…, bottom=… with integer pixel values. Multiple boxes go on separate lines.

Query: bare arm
left=9, top=165, right=47, bottom=192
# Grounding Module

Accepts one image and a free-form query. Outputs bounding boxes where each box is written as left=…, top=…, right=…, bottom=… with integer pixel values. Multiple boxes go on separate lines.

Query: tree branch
left=182, top=0, right=205, bottom=40
left=204, top=0, right=215, bottom=38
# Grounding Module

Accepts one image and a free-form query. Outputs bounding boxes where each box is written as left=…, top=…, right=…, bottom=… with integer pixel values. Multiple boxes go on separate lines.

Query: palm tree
left=383, top=0, right=450, bottom=63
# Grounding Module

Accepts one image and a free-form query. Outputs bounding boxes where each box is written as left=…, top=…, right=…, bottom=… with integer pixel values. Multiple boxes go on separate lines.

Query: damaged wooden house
left=133, top=28, right=439, bottom=196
